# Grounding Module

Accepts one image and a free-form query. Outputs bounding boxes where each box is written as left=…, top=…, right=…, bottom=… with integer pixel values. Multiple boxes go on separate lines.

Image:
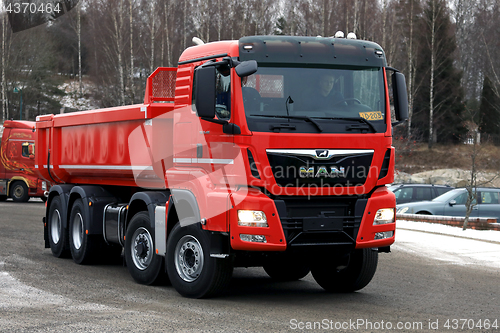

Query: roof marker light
left=334, top=31, right=345, bottom=38
left=347, top=32, right=357, bottom=39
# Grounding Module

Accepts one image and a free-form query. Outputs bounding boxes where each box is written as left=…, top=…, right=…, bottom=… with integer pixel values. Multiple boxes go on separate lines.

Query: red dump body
left=1, top=120, right=48, bottom=201
left=35, top=104, right=174, bottom=188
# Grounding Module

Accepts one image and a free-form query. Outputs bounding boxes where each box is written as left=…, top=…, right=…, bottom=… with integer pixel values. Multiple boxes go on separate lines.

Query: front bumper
left=228, top=186, right=396, bottom=251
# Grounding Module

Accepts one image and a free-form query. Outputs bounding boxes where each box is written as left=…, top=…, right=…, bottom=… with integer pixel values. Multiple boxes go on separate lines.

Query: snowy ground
left=395, top=220, right=500, bottom=270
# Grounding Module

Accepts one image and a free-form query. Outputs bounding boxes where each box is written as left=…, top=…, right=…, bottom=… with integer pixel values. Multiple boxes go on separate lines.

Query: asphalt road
left=1, top=200, right=499, bottom=332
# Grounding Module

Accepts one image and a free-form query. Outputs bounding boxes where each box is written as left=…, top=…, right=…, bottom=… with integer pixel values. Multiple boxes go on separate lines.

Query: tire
left=47, top=196, right=70, bottom=258
left=69, top=198, right=99, bottom=264
left=10, top=181, right=29, bottom=202
left=166, top=223, right=233, bottom=298
left=124, top=212, right=168, bottom=285
left=311, top=248, right=378, bottom=293
left=0, top=195, right=7, bottom=202
left=263, top=260, right=310, bottom=281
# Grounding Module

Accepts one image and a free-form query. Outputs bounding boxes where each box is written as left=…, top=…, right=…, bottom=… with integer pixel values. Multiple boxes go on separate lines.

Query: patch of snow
left=395, top=220, right=500, bottom=270
left=57, top=81, right=99, bottom=111
left=397, top=220, right=500, bottom=244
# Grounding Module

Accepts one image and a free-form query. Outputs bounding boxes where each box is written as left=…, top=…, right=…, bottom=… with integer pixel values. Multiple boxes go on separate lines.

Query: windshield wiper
left=249, top=114, right=324, bottom=132
left=315, top=116, right=377, bottom=133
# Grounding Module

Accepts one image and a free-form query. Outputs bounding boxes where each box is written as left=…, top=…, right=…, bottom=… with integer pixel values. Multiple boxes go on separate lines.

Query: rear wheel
left=10, top=181, right=29, bottom=202
left=47, top=196, right=70, bottom=258
left=124, top=212, right=168, bottom=285
left=311, top=248, right=378, bottom=293
left=69, top=199, right=100, bottom=264
left=166, top=223, right=233, bottom=298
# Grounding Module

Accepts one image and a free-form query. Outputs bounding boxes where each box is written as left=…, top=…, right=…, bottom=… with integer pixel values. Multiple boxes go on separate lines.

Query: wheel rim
left=131, top=227, right=154, bottom=271
left=174, top=235, right=204, bottom=282
left=72, top=213, right=84, bottom=250
left=13, top=185, right=24, bottom=199
left=50, top=209, right=61, bottom=244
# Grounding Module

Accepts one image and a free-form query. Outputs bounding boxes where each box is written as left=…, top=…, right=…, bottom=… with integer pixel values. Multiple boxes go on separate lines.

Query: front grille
left=266, top=150, right=373, bottom=187
left=273, top=195, right=367, bottom=247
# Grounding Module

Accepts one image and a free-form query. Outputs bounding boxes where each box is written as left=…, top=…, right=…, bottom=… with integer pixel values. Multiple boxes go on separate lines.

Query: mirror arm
left=200, top=117, right=241, bottom=135
left=201, top=117, right=228, bottom=125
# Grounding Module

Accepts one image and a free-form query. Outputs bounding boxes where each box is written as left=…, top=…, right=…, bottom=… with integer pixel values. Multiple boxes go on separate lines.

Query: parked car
left=396, top=187, right=500, bottom=220
left=388, top=184, right=454, bottom=204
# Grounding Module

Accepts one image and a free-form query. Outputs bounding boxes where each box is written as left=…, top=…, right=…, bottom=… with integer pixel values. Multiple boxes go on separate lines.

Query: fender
left=46, top=184, right=75, bottom=229
left=68, top=185, right=119, bottom=235
left=170, top=188, right=201, bottom=227
left=126, top=191, right=170, bottom=231
left=7, top=176, right=30, bottom=194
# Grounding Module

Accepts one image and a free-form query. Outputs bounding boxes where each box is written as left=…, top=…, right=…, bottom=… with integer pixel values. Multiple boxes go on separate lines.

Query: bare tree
left=1, top=14, right=8, bottom=123
left=427, top=0, right=438, bottom=148
left=462, top=109, right=479, bottom=230
left=129, top=0, right=135, bottom=103
left=111, top=0, right=126, bottom=106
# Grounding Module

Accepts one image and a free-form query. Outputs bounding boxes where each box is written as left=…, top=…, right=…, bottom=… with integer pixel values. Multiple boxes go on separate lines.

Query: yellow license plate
left=359, top=111, right=383, bottom=121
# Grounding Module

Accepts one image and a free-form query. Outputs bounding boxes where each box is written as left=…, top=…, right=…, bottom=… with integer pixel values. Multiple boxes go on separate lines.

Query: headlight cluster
left=237, top=210, right=268, bottom=227
left=373, top=208, right=395, bottom=225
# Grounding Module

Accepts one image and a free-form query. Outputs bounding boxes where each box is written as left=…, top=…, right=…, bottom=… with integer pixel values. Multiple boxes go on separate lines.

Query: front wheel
left=124, top=212, right=168, bottom=285
left=10, top=181, right=29, bottom=202
left=311, top=248, right=378, bottom=293
left=166, top=223, right=233, bottom=298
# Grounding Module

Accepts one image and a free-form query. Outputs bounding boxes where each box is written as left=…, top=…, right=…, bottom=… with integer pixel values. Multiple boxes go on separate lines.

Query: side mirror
left=392, top=72, right=409, bottom=122
left=449, top=200, right=457, bottom=206
left=194, top=66, right=216, bottom=119
left=235, top=60, right=258, bottom=78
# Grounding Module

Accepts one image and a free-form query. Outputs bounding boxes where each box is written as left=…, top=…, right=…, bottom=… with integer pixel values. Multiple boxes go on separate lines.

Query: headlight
left=238, top=210, right=268, bottom=227
left=398, top=207, right=409, bottom=214
left=373, top=208, right=395, bottom=225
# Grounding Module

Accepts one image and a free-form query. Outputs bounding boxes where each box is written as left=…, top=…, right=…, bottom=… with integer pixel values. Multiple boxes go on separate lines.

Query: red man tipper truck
left=35, top=34, right=408, bottom=298
left=1, top=120, right=49, bottom=202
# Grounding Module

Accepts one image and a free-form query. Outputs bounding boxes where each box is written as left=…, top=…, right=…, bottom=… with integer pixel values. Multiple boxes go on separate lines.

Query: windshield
left=242, top=66, right=386, bottom=133
left=432, top=189, right=464, bottom=202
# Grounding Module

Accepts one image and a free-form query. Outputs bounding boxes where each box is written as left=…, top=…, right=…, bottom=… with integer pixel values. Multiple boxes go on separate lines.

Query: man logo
left=299, top=166, right=345, bottom=178
left=315, top=150, right=329, bottom=159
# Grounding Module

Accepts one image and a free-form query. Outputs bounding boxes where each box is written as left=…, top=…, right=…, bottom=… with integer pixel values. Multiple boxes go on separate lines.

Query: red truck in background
left=0, top=120, right=49, bottom=202
left=35, top=34, right=408, bottom=298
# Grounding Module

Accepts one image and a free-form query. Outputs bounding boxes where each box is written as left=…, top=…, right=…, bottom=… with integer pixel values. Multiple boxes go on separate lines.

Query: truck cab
left=1, top=120, right=48, bottom=202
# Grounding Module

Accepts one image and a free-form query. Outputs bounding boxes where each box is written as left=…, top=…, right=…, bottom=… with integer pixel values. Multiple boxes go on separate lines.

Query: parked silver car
left=396, top=187, right=500, bottom=220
